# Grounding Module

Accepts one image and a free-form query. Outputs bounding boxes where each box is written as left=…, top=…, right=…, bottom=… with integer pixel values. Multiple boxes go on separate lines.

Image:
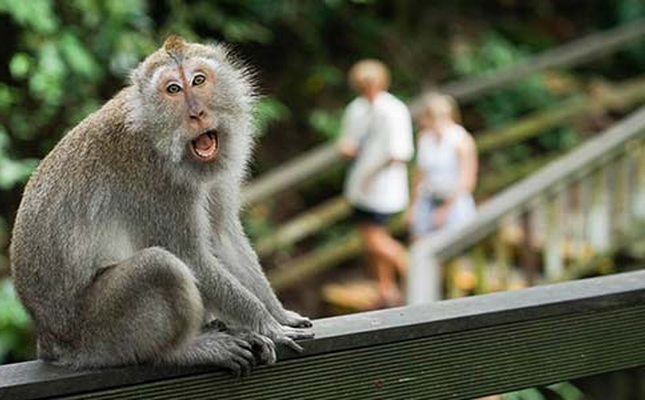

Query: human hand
left=432, top=204, right=450, bottom=228
left=361, top=173, right=374, bottom=192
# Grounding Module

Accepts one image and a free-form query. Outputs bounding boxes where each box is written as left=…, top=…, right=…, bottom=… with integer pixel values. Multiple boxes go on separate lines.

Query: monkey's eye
left=166, top=83, right=182, bottom=94
left=192, top=74, right=206, bottom=86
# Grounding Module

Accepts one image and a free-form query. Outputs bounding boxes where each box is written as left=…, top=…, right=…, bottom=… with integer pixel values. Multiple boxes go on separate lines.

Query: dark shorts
left=351, top=206, right=396, bottom=226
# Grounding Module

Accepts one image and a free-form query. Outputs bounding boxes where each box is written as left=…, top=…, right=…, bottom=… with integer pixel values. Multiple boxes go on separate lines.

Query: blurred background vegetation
left=1, top=0, right=645, bottom=377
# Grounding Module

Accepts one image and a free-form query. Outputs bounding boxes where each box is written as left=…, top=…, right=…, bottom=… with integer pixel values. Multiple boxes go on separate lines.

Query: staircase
left=239, top=21, right=645, bottom=312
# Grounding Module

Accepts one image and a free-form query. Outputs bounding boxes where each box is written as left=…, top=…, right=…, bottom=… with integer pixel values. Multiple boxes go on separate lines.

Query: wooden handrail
left=257, top=75, right=645, bottom=260
left=242, top=19, right=645, bottom=206
left=412, top=106, right=645, bottom=263
left=408, top=106, right=645, bottom=303
left=2, top=271, right=644, bottom=399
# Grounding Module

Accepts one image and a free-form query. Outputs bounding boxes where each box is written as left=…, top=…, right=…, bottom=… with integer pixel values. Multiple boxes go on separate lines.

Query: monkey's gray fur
left=10, top=36, right=313, bottom=375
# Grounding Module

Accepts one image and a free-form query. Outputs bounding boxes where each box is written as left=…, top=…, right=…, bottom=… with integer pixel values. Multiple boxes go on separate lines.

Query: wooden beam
left=2, top=271, right=645, bottom=399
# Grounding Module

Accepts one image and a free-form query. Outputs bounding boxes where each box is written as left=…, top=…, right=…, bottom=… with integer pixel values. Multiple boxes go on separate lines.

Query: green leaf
left=254, top=97, right=291, bottom=136
left=502, top=388, right=544, bottom=400
left=0, top=0, right=58, bottom=33
left=0, top=84, right=15, bottom=110
left=0, top=157, right=39, bottom=189
left=548, top=382, right=584, bottom=400
left=58, top=32, right=101, bottom=79
left=30, top=42, right=66, bottom=105
left=9, top=53, right=32, bottom=79
left=309, top=109, right=342, bottom=140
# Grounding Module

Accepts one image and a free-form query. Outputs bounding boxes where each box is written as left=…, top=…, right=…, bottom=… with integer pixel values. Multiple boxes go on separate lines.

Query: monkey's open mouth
left=190, top=130, right=219, bottom=162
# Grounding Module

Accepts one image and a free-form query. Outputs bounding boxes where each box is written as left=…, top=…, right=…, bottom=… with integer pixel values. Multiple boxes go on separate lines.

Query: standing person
left=409, top=92, right=478, bottom=240
left=337, top=59, right=414, bottom=307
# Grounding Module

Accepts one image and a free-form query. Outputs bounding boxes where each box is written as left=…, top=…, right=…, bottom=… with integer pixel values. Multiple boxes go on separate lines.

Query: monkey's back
left=10, top=89, right=134, bottom=336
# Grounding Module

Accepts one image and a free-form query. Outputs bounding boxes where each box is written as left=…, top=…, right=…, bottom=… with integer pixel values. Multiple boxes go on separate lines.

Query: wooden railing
left=408, top=106, right=645, bottom=304
left=242, top=20, right=645, bottom=293
left=259, top=77, right=645, bottom=258
left=242, top=19, right=645, bottom=206
left=266, top=76, right=645, bottom=292
left=1, top=271, right=644, bottom=399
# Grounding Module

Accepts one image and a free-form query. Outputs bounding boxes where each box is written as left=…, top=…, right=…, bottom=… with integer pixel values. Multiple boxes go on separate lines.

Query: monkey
left=9, top=35, right=313, bottom=375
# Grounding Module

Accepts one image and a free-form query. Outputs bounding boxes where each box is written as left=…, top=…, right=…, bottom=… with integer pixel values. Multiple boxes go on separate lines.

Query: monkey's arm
left=207, top=190, right=312, bottom=328
left=220, top=218, right=312, bottom=328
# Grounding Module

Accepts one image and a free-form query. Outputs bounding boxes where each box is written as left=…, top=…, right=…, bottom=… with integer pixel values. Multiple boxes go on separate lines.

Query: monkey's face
left=132, top=38, right=255, bottom=182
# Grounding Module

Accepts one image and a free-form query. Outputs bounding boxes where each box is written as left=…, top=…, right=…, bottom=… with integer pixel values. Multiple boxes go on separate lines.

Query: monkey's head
left=129, top=35, right=256, bottom=182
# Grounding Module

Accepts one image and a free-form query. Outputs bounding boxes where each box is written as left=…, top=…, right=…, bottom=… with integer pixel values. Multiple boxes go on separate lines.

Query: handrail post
left=545, top=194, right=565, bottom=280
left=634, top=142, right=645, bottom=220
left=588, top=167, right=611, bottom=252
left=408, top=244, right=442, bottom=304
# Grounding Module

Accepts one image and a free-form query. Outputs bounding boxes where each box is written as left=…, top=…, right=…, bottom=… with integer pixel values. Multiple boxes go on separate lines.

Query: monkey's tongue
left=192, top=131, right=218, bottom=160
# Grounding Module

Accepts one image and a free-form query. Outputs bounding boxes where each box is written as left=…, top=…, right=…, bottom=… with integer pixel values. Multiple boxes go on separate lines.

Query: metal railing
left=408, top=106, right=645, bottom=304
left=1, top=271, right=644, bottom=399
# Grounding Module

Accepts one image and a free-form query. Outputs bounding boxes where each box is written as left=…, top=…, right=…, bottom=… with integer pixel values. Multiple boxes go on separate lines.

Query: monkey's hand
left=276, top=309, right=313, bottom=328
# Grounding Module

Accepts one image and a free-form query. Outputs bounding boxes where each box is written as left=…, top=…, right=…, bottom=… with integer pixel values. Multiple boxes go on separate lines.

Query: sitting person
left=409, top=92, right=478, bottom=240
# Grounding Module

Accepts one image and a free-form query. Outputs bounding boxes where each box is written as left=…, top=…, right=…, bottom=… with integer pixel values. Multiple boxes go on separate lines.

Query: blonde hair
left=415, top=92, right=461, bottom=124
left=348, top=59, right=390, bottom=93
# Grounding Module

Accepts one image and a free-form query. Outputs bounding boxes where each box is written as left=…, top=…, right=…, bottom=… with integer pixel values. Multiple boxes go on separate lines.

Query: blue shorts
left=352, top=206, right=395, bottom=226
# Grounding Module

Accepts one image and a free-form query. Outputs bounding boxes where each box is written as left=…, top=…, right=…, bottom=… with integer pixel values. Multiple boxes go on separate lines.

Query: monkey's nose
left=188, top=109, right=211, bottom=130
left=189, top=109, right=206, bottom=120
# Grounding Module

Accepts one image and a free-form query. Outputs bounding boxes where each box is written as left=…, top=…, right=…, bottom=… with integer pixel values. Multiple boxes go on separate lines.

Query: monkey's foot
left=168, top=331, right=256, bottom=377
left=277, top=309, right=313, bottom=328
left=227, top=329, right=277, bottom=365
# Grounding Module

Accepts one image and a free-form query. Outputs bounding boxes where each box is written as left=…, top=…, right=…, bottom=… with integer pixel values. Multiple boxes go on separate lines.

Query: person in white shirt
left=409, top=92, right=477, bottom=240
left=337, top=59, right=414, bottom=307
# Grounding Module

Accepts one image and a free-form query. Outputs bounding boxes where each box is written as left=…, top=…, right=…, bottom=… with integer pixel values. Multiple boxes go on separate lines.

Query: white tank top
left=416, top=124, right=467, bottom=198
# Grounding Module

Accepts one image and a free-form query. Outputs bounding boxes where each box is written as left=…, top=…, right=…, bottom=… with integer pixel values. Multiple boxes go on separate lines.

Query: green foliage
left=0, top=0, right=58, bottom=34
left=452, top=32, right=559, bottom=128
left=309, top=108, right=343, bottom=140
left=254, top=97, right=291, bottom=136
left=0, top=127, right=38, bottom=189
left=451, top=31, right=580, bottom=171
left=0, top=279, right=34, bottom=363
left=503, top=382, right=584, bottom=400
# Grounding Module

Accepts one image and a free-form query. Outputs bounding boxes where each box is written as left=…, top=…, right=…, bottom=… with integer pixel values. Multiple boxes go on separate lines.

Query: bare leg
left=358, top=223, right=405, bottom=307
left=373, top=256, right=403, bottom=307
left=359, top=224, right=408, bottom=276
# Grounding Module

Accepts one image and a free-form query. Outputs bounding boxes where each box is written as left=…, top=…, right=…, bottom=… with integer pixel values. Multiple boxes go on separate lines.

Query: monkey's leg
left=66, top=247, right=255, bottom=372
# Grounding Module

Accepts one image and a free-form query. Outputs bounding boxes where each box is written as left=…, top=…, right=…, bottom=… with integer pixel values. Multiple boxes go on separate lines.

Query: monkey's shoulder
left=36, top=89, right=133, bottom=171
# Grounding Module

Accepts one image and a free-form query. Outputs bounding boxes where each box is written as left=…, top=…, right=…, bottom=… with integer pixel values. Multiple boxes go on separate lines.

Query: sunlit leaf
left=254, top=97, right=291, bottom=136
left=58, top=32, right=101, bottom=79
left=8, top=53, right=32, bottom=80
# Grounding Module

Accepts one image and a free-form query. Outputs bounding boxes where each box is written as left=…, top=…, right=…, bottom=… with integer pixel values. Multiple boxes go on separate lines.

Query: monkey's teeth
left=191, top=131, right=218, bottom=161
